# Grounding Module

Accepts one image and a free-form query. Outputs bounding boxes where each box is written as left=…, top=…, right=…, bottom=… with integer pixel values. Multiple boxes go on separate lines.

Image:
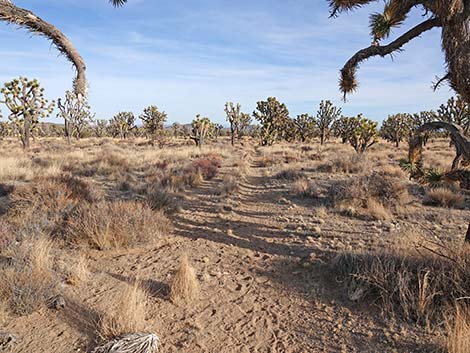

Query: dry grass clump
left=64, top=152, right=131, bottom=177
left=445, top=304, right=470, bottom=353
left=145, top=187, right=179, bottom=214
left=99, top=281, right=149, bottom=340
left=291, top=178, right=323, bottom=198
left=424, top=187, right=465, bottom=208
left=274, top=168, right=306, bottom=181
left=6, top=176, right=104, bottom=239
left=0, top=238, right=58, bottom=316
left=221, top=175, right=239, bottom=195
left=170, top=254, right=200, bottom=304
left=317, top=154, right=366, bottom=174
left=65, top=201, right=172, bottom=250
left=64, top=254, right=89, bottom=286
left=332, top=236, right=470, bottom=329
left=329, top=172, right=409, bottom=220
left=0, top=157, right=34, bottom=181
left=258, top=153, right=284, bottom=167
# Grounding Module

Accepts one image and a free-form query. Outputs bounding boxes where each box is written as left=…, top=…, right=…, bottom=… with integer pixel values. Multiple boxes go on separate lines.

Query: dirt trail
left=5, top=152, right=435, bottom=353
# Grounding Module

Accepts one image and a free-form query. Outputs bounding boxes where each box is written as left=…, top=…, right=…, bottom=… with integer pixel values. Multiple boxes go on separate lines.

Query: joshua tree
left=190, top=115, right=214, bottom=147
left=437, top=96, right=470, bottom=135
left=410, top=111, right=437, bottom=146
left=380, top=113, right=413, bottom=147
left=347, top=116, right=379, bottom=154
left=293, top=114, right=316, bottom=142
left=328, top=0, right=470, bottom=241
left=225, top=102, right=252, bottom=146
left=213, top=124, right=224, bottom=141
left=140, top=105, right=167, bottom=145
left=0, top=77, right=54, bottom=149
left=110, top=112, right=136, bottom=139
left=332, top=116, right=357, bottom=144
left=253, top=97, right=290, bottom=146
left=93, top=119, right=109, bottom=138
left=329, top=1, right=470, bottom=106
left=0, top=0, right=127, bottom=97
left=57, top=91, right=94, bottom=143
left=315, top=100, right=342, bottom=145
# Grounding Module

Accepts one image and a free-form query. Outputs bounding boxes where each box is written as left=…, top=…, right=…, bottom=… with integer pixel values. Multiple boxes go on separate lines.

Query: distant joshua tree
left=253, top=97, right=290, bottom=146
left=0, top=77, right=54, bottom=149
left=293, top=114, right=316, bottom=143
left=190, top=115, right=214, bottom=147
left=437, top=96, right=470, bottom=135
left=315, top=100, right=342, bottom=145
left=110, top=112, right=136, bottom=139
left=57, top=90, right=95, bottom=143
left=380, top=113, right=413, bottom=147
left=347, top=116, right=379, bottom=154
left=0, top=0, right=127, bottom=97
left=224, top=102, right=252, bottom=146
left=140, top=105, right=167, bottom=146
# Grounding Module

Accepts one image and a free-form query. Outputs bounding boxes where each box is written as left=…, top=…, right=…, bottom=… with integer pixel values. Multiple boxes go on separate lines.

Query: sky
left=0, top=0, right=455, bottom=125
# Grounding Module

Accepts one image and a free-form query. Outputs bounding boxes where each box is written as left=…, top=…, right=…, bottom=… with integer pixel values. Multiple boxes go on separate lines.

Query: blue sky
left=0, top=0, right=455, bottom=125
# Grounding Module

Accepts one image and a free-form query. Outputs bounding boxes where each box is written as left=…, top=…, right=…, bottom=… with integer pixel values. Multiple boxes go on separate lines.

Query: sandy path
left=4, top=152, right=435, bottom=353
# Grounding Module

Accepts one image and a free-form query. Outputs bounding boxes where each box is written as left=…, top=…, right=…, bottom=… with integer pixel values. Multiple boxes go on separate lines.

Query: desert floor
left=0, top=137, right=468, bottom=353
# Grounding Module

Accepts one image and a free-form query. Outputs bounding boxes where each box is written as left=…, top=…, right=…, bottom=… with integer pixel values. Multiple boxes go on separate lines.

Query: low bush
left=329, top=172, right=409, bottom=220
left=65, top=201, right=172, bottom=250
left=424, top=187, right=465, bottom=208
left=332, top=237, right=470, bottom=330
left=0, top=238, right=58, bottom=316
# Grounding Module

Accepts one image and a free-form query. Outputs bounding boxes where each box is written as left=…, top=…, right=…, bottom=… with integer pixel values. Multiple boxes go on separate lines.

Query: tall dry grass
left=99, top=281, right=149, bottom=340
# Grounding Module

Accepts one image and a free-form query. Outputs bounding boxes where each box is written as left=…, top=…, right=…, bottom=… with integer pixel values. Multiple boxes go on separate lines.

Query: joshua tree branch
left=339, top=17, right=442, bottom=99
left=0, top=0, right=86, bottom=97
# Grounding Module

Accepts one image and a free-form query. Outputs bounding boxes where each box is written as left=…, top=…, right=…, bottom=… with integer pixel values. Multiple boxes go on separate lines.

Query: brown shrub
left=0, top=238, right=58, bottom=316
left=317, top=154, right=366, bottom=174
left=189, top=154, right=221, bottom=180
left=65, top=201, right=172, bottom=250
left=170, top=254, right=200, bottom=304
left=424, top=187, right=465, bottom=208
left=99, top=281, right=149, bottom=340
left=332, top=238, right=470, bottom=328
left=221, top=175, right=239, bottom=195
left=274, top=168, right=306, bottom=181
left=7, top=176, right=103, bottom=239
left=329, top=172, right=409, bottom=219
left=291, top=178, right=324, bottom=198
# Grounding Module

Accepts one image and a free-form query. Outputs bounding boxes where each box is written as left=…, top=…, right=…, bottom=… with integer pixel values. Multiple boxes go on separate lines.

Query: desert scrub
left=316, top=154, right=366, bottom=174
left=65, top=201, right=172, bottom=250
left=189, top=153, right=222, bottom=180
left=6, top=175, right=103, bottom=239
left=424, top=187, right=465, bottom=208
left=274, top=168, right=306, bottom=181
left=332, top=236, right=470, bottom=329
left=0, top=238, right=58, bottom=316
left=329, top=172, right=409, bottom=220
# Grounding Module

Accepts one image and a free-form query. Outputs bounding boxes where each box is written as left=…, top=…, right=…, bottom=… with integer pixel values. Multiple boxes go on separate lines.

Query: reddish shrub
left=190, top=154, right=221, bottom=180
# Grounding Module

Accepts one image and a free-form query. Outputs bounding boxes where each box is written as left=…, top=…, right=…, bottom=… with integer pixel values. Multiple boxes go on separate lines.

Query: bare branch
left=339, top=17, right=442, bottom=100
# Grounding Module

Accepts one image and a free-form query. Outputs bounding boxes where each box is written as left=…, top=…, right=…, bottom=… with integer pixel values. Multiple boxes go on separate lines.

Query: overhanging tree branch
left=339, top=17, right=442, bottom=100
left=0, top=1, right=87, bottom=97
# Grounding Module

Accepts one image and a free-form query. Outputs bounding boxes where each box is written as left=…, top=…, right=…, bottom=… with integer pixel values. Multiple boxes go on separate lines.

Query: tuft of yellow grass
left=65, top=254, right=89, bottom=286
left=446, top=304, right=470, bottom=353
left=99, top=281, right=149, bottom=340
left=170, top=254, right=200, bottom=304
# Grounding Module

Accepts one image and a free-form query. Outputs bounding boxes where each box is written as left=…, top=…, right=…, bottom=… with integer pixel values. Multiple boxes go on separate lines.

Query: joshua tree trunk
left=0, top=0, right=87, bottom=97
left=22, top=114, right=30, bottom=149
